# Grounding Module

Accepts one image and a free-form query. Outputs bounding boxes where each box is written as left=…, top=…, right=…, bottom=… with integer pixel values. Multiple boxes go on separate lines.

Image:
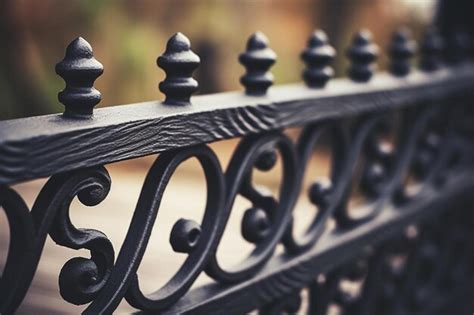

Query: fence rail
left=1, top=4, right=474, bottom=314
left=1, top=64, right=473, bottom=185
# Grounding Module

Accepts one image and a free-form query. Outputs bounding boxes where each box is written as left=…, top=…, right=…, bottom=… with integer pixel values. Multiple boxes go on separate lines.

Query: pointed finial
left=157, top=32, right=200, bottom=105
left=420, top=28, right=443, bottom=72
left=389, top=28, right=416, bottom=77
left=55, top=37, right=103, bottom=119
left=301, top=30, right=335, bottom=87
left=346, top=30, right=379, bottom=82
left=239, top=32, right=277, bottom=95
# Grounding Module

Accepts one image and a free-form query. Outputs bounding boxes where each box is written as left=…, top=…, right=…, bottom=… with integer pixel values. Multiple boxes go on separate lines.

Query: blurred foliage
left=0, top=0, right=435, bottom=120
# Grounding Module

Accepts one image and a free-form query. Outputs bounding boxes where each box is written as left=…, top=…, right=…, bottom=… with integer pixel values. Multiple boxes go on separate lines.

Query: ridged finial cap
left=55, top=37, right=103, bottom=119
left=420, top=28, right=443, bottom=72
left=346, top=30, right=379, bottom=82
left=301, top=30, right=335, bottom=87
left=389, top=29, right=416, bottom=77
left=239, top=32, right=277, bottom=95
left=157, top=32, right=200, bottom=105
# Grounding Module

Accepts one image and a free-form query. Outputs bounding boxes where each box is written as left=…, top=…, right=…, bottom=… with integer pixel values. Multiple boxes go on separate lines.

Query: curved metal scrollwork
left=205, top=132, right=298, bottom=283
left=0, top=186, right=36, bottom=314
left=332, top=114, right=389, bottom=228
left=258, top=205, right=474, bottom=315
left=388, top=106, right=459, bottom=206
left=85, top=144, right=226, bottom=313
left=0, top=103, right=471, bottom=314
left=283, top=123, right=349, bottom=253
left=35, top=166, right=115, bottom=305
left=0, top=166, right=114, bottom=313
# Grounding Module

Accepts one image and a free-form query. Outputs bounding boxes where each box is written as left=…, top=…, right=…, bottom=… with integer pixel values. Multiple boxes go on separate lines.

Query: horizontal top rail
left=1, top=65, right=474, bottom=185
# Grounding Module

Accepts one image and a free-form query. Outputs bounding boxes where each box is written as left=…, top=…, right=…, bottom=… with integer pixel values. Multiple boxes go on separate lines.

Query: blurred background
left=0, top=1, right=439, bottom=314
left=0, top=0, right=436, bottom=120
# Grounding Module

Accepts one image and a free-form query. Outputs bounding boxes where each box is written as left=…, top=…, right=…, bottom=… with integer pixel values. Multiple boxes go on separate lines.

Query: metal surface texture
left=1, top=1, right=474, bottom=313
left=1, top=63, right=474, bottom=185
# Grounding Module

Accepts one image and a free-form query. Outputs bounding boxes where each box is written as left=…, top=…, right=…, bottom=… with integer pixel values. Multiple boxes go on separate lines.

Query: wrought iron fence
left=1, top=1, right=474, bottom=314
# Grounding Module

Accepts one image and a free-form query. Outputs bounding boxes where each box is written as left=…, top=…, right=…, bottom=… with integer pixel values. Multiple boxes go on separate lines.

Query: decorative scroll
left=1, top=98, right=471, bottom=314
left=0, top=167, right=114, bottom=313
left=260, top=204, right=474, bottom=315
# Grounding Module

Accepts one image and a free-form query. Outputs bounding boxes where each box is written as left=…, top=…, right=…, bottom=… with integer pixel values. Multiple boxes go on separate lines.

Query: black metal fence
left=1, top=1, right=474, bottom=314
